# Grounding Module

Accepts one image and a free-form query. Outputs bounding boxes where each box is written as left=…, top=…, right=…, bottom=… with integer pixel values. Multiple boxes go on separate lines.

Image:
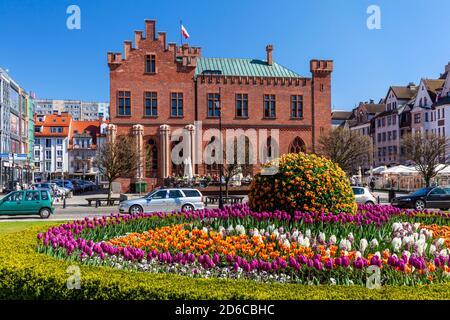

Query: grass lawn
left=0, top=221, right=60, bottom=235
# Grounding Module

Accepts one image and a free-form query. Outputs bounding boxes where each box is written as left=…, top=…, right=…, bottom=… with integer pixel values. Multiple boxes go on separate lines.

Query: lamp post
left=217, top=87, right=224, bottom=209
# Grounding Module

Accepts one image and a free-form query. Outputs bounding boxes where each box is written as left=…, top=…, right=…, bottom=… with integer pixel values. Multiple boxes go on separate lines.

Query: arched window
left=289, top=137, right=306, bottom=153
left=145, top=138, right=158, bottom=178
left=267, top=137, right=273, bottom=158
left=262, top=136, right=278, bottom=163
left=205, top=136, right=219, bottom=176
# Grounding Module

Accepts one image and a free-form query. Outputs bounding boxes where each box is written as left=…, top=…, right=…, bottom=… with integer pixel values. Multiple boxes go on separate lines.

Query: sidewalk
left=372, top=190, right=408, bottom=203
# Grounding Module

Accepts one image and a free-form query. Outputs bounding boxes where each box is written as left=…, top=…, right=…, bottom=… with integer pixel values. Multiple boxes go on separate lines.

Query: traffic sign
left=13, top=153, right=28, bottom=161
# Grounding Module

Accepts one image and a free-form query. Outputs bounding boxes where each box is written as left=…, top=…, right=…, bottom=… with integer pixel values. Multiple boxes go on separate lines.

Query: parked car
left=4, top=180, right=20, bottom=193
left=51, top=180, right=75, bottom=192
left=119, top=188, right=205, bottom=214
left=83, top=180, right=97, bottom=191
left=391, top=186, right=450, bottom=210
left=32, top=183, right=66, bottom=197
left=67, top=179, right=84, bottom=193
left=352, top=186, right=377, bottom=205
left=0, top=190, right=54, bottom=219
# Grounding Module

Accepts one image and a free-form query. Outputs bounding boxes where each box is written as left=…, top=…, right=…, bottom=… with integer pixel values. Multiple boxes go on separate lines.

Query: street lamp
left=217, top=87, right=224, bottom=209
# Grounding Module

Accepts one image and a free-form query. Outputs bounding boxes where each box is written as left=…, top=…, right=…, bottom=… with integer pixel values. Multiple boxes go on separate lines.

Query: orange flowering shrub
left=249, top=153, right=357, bottom=214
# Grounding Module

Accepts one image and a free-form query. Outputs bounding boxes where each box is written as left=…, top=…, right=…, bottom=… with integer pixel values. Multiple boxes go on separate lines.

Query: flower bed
left=37, top=204, right=450, bottom=287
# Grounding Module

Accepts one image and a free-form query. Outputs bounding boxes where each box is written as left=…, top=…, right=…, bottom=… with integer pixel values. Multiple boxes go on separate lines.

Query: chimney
left=266, top=44, right=273, bottom=66
left=369, top=99, right=374, bottom=104
left=145, top=19, right=156, bottom=40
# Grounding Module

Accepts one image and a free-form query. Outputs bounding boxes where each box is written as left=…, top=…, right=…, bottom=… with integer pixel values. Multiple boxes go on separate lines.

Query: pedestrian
left=15, top=182, right=21, bottom=191
left=369, top=178, right=375, bottom=192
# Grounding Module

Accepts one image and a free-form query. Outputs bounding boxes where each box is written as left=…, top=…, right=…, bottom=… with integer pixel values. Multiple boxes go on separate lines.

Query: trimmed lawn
left=0, top=221, right=60, bottom=235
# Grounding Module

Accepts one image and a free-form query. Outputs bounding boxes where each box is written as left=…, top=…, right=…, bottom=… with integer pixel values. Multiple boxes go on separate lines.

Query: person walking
left=369, top=178, right=375, bottom=192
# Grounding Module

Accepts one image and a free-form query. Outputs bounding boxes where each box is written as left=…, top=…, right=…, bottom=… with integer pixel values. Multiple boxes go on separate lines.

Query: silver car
left=352, top=186, right=377, bottom=205
left=119, top=188, right=205, bottom=214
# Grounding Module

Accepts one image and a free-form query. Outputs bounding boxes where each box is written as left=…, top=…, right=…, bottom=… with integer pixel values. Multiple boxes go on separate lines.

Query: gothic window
left=289, top=137, right=306, bottom=153
left=145, top=138, right=158, bottom=178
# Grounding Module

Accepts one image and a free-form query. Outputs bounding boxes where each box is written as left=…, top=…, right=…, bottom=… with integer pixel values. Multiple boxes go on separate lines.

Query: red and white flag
left=181, top=24, right=190, bottom=39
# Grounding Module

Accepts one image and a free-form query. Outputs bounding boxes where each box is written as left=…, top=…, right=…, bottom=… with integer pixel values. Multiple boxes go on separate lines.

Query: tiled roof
left=69, top=120, right=101, bottom=150
left=423, top=79, right=445, bottom=92
left=195, top=57, right=301, bottom=78
left=360, top=103, right=385, bottom=114
left=331, top=111, right=353, bottom=120
left=391, top=86, right=417, bottom=100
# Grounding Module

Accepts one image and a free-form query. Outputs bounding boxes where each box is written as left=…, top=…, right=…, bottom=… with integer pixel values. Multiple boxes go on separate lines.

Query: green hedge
left=0, top=225, right=449, bottom=300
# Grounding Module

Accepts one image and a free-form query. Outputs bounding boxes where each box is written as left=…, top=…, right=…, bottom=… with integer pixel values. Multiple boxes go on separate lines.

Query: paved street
left=0, top=193, right=223, bottom=222
left=0, top=190, right=406, bottom=223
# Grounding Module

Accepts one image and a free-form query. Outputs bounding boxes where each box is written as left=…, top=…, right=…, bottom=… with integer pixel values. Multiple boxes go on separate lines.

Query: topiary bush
left=249, top=153, right=357, bottom=214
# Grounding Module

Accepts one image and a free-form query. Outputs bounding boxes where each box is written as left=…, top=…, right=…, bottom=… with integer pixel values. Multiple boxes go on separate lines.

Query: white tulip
left=329, top=235, right=337, bottom=245
left=360, top=239, right=368, bottom=254
left=392, top=237, right=402, bottom=252
left=306, top=229, right=311, bottom=238
left=429, top=244, right=436, bottom=255
left=393, top=222, right=402, bottom=232
left=440, top=249, right=448, bottom=257
left=355, top=251, right=362, bottom=259
left=348, top=233, right=354, bottom=242
left=283, top=239, right=291, bottom=248
left=437, top=238, right=445, bottom=247
left=370, top=238, right=379, bottom=248
left=319, top=232, right=326, bottom=243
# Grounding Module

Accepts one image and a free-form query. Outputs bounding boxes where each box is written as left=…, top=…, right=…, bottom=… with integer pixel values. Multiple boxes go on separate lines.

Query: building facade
left=108, top=19, right=333, bottom=191
left=0, top=68, right=34, bottom=190
left=68, top=120, right=103, bottom=182
left=35, top=99, right=109, bottom=121
left=33, top=113, right=72, bottom=181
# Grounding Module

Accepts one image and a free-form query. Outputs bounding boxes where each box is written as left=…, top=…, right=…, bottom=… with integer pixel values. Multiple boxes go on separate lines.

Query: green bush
left=249, top=153, right=357, bottom=214
left=0, top=226, right=449, bottom=299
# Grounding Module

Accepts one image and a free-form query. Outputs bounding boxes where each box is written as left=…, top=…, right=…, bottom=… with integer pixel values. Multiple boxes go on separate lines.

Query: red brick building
left=108, top=19, right=332, bottom=191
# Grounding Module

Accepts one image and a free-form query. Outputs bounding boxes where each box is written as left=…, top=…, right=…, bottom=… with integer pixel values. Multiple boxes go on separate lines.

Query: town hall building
left=107, top=19, right=333, bottom=191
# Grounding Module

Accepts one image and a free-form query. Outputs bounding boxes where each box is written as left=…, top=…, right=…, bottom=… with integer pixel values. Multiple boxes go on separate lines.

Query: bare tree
left=317, top=127, right=373, bottom=174
left=402, top=132, right=449, bottom=187
left=222, top=137, right=253, bottom=196
left=96, top=136, right=139, bottom=200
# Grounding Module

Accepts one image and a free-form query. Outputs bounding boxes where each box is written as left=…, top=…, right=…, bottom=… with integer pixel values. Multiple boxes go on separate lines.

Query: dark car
left=391, top=187, right=450, bottom=210
left=51, top=179, right=75, bottom=192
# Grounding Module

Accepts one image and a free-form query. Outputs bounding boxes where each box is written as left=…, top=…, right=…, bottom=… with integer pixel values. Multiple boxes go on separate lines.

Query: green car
left=0, top=190, right=54, bottom=219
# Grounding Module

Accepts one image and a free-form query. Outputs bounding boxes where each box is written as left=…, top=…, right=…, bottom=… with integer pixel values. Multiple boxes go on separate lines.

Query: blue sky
left=0, top=0, right=449, bottom=110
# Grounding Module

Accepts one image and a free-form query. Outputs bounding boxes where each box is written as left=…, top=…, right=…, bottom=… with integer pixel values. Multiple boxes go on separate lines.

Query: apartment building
left=33, top=113, right=72, bottom=181
left=35, top=99, right=109, bottom=121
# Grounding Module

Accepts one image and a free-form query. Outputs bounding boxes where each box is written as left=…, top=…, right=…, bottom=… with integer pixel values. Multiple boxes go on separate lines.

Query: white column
left=132, top=124, right=144, bottom=179
left=185, top=124, right=196, bottom=175
left=159, top=125, right=171, bottom=178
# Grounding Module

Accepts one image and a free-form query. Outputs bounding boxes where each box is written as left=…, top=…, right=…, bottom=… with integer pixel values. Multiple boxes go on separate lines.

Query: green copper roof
left=195, top=57, right=301, bottom=78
